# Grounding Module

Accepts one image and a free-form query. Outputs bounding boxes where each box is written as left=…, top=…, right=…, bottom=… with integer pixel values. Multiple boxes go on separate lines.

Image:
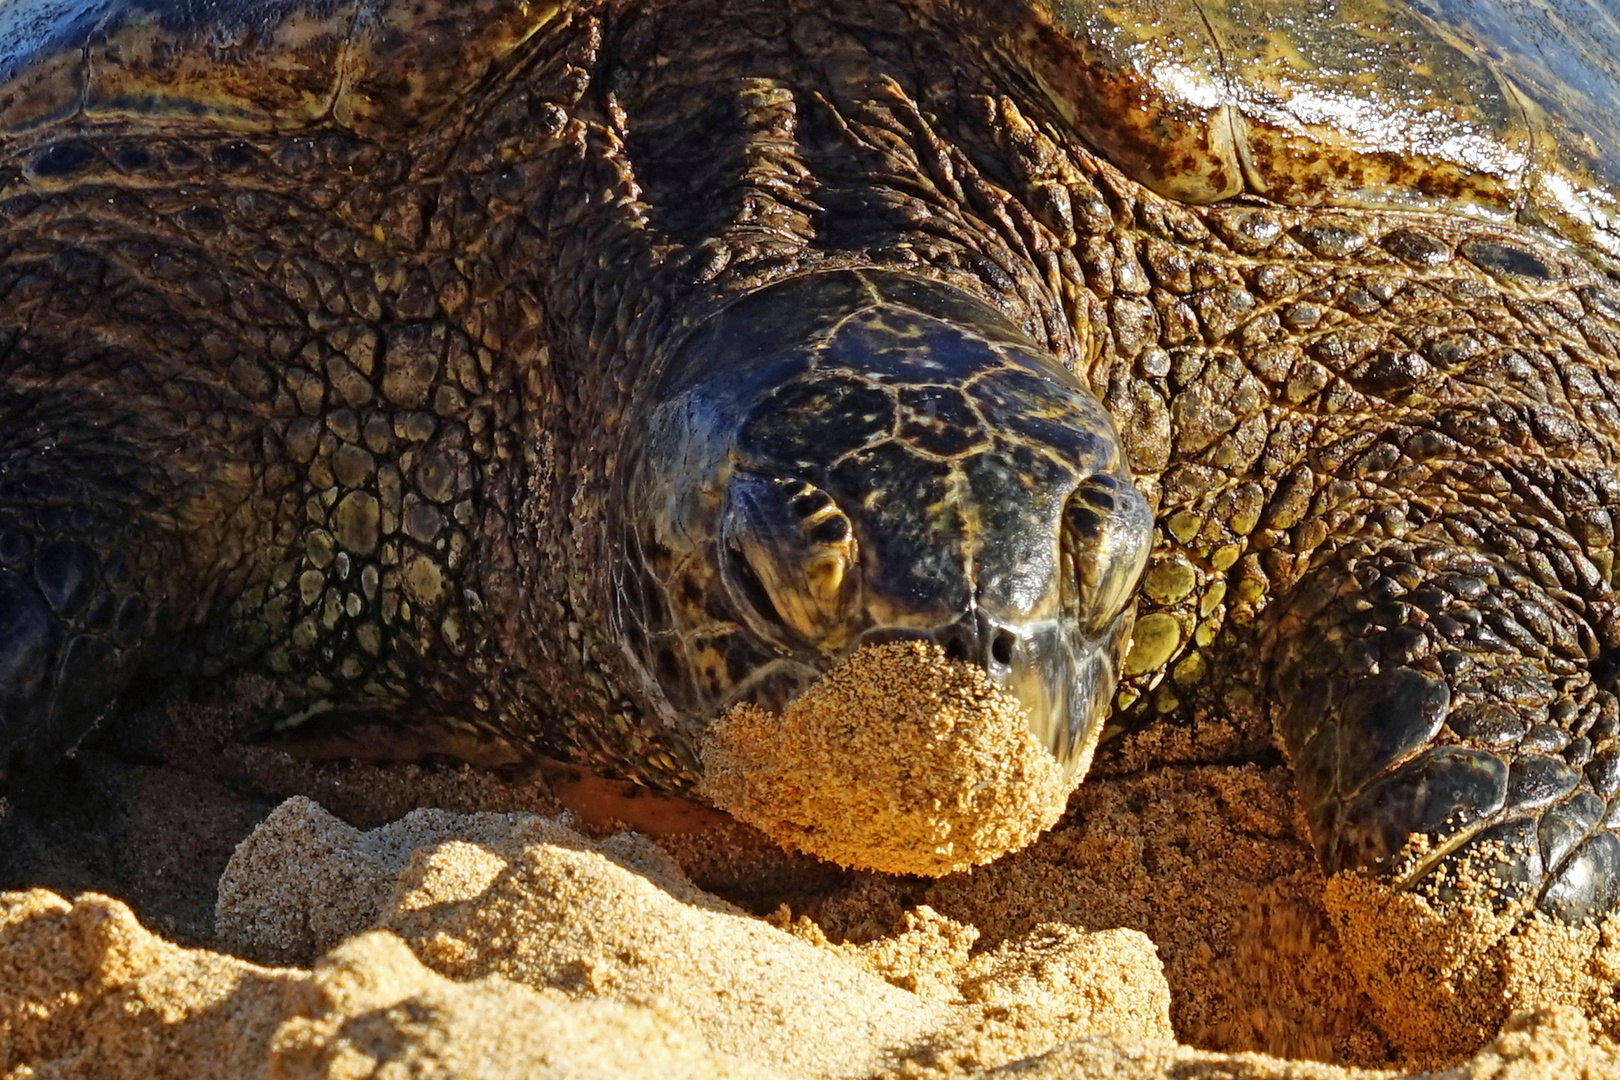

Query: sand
left=1, top=888, right=776, bottom=1079
left=5, top=650, right=1620, bottom=1076
left=5, top=797, right=1620, bottom=1078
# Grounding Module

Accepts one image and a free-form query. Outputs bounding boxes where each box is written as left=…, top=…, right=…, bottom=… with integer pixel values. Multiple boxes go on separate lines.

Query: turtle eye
left=721, top=474, right=860, bottom=648
left=1061, top=474, right=1152, bottom=637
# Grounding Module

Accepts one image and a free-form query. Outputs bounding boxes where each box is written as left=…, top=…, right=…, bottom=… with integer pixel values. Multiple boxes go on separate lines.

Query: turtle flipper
left=0, top=395, right=179, bottom=781
left=1270, top=540, right=1620, bottom=923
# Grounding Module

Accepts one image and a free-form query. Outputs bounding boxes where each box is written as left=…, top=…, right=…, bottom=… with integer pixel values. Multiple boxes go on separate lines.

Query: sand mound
left=0, top=889, right=773, bottom=1079
left=216, top=797, right=1171, bottom=1077
left=7, top=798, right=1620, bottom=1079
left=1325, top=871, right=1620, bottom=1063
left=699, top=641, right=1075, bottom=875
left=10, top=677, right=1620, bottom=1080
left=215, top=799, right=611, bottom=965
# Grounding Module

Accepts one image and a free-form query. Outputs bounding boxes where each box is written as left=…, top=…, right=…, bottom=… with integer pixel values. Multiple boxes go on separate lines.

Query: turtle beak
left=983, top=610, right=1135, bottom=781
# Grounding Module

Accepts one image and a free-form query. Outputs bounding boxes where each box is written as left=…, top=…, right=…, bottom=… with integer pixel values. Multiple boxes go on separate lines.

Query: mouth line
left=720, top=657, right=825, bottom=715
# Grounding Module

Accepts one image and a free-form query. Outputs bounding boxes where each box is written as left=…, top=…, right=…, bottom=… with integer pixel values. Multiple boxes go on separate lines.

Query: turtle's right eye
left=1061, top=474, right=1152, bottom=638
left=720, top=474, right=861, bottom=649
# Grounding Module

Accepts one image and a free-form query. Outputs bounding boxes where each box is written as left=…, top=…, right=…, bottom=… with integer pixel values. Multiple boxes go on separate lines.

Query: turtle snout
left=862, top=614, right=1020, bottom=673
left=854, top=608, right=1120, bottom=780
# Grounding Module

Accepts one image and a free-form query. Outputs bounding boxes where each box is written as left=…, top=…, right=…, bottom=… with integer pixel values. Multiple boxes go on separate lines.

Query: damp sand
left=4, top=652, right=1620, bottom=1076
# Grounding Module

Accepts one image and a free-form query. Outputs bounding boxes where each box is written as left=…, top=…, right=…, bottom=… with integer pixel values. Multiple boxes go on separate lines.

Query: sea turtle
left=2, top=0, right=1620, bottom=929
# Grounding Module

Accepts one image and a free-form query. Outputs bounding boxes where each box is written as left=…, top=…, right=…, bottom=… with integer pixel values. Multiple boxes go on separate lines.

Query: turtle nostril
left=991, top=630, right=1014, bottom=667
left=943, top=636, right=969, bottom=662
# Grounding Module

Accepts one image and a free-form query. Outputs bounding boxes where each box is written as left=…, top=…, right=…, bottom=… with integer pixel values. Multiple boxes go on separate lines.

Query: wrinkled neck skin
left=498, top=0, right=1130, bottom=787
left=523, top=0, right=1092, bottom=396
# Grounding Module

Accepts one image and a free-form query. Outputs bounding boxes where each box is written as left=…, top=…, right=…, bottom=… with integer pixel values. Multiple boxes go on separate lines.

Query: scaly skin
left=4, top=0, right=1620, bottom=922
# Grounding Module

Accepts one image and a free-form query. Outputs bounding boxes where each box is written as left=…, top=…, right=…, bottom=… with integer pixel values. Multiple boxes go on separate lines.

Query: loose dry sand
left=700, top=642, right=1075, bottom=875
left=1, top=888, right=775, bottom=1079
left=5, top=798, right=1620, bottom=1078
left=4, top=648, right=1620, bottom=1076
left=219, top=797, right=1173, bottom=1077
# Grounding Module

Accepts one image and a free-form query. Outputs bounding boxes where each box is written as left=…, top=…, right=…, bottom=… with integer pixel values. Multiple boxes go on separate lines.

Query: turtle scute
left=698, top=641, right=1076, bottom=876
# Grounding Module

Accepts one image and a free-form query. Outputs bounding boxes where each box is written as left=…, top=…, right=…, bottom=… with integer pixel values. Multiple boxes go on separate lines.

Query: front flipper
left=1270, top=539, right=1620, bottom=923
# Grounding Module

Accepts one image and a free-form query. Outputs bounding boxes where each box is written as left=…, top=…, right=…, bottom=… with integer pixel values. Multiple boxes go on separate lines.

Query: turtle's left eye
left=721, top=474, right=861, bottom=648
left=1061, top=474, right=1152, bottom=637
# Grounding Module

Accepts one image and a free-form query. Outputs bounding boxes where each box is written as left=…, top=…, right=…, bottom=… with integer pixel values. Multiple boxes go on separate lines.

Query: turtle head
left=613, top=270, right=1150, bottom=779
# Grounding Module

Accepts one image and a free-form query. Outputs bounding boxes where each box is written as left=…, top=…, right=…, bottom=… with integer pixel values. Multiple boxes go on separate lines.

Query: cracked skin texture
left=4, top=0, right=1620, bottom=959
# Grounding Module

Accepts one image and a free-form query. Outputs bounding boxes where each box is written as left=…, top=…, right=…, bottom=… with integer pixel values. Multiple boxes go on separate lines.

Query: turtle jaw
left=1009, top=609, right=1136, bottom=782
left=712, top=595, right=1139, bottom=784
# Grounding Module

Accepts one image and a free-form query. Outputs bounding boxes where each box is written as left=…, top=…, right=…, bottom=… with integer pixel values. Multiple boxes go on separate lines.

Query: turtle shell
left=0, top=0, right=556, bottom=139
left=996, top=0, right=1620, bottom=264
left=6, top=0, right=1615, bottom=263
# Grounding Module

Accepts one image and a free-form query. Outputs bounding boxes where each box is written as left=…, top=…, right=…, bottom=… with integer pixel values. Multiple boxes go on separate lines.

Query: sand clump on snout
left=697, top=641, right=1079, bottom=876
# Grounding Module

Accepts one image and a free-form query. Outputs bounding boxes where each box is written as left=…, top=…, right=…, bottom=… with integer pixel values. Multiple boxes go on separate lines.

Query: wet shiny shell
left=1000, top=0, right=1620, bottom=266
left=0, top=0, right=554, bottom=140
left=5, top=0, right=1617, bottom=265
